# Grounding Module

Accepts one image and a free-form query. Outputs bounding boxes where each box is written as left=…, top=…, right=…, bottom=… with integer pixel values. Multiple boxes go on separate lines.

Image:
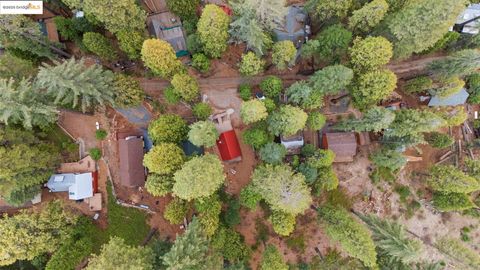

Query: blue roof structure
left=428, top=88, right=469, bottom=107
left=115, top=105, right=152, bottom=127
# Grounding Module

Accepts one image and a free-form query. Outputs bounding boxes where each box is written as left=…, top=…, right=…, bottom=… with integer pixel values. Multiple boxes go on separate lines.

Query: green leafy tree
left=351, top=69, right=397, bottom=110
left=307, top=149, right=335, bottom=168
left=259, top=143, right=287, bottom=165
left=236, top=0, right=287, bottom=30
left=432, top=192, right=475, bottom=212
left=335, top=106, right=395, bottom=132
left=384, top=109, right=446, bottom=139
left=348, top=0, right=389, bottom=33
left=239, top=52, right=265, bottom=76
left=0, top=201, right=76, bottom=266
left=286, top=81, right=323, bottom=110
left=272, top=41, right=297, bottom=70
left=432, top=76, right=465, bottom=98
left=163, top=218, right=222, bottom=270
left=359, top=214, right=423, bottom=265
left=164, top=86, right=181, bottom=104
left=192, top=103, right=212, bottom=120
left=305, top=0, right=354, bottom=21
left=349, top=36, right=393, bottom=72
left=143, top=143, right=185, bottom=175
left=82, top=32, right=117, bottom=60
left=211, top=226, right=251, bottom=263
left=240, top=99, right=268, bottom=124
left=239, top=183, right=262, bottom=210
left=428, top=165, right=480, bottom=194
left=188, top=121, right=219, bottom=147
left=116, top=30, right=144, bottom=60
left=242, top=126, right=271, bottom=149
left=238, top=84, right=252, bottom=101
left=404, top=76, right=433, bottom=94
left=386, top=0, right=466, bottom=58
left=141, top=39, right=183, bottom=79
left=192, top=53, right=211, bottom=73
left=267, top=105, right=307, bottom=136
left=83, top=0, right=147, bottom=34
left=197, top=4, right=231, bottom=58
left=195, top=194, right=222, bottom=236
left=86, top=237, right=154, bottom=270
left=229, top=6, right=273, bottom=55
left=309, top=65, right=354, bottom=95
left=259, top=76, right=283, bottom=98
left=252, top=165, right=312, bottom=215
left=36, top=58, right=115, bottom=112
left=53, top=16, right=95, bottom=46
left=307, top=112, right=327, bottom=131
left=435, top=237, right=480, bottom=269
left=370, top=148, right=407, bottom=171
left=270, top=211, right=296, bottom=236
left=113, top=74, right=145, bottom=108
left=428, top=49, right=480, bottom=78
left=173, top=154, right=225, bottom=201
left=148, top=114, right=188, bottom=144
left=314, top=167, right=339, bottom=192
left=306, top=24, right=353, bottom=63
left=259, top=244, right=288, bottom=270
left=145, top=174, right=174, bottom=197
left=171, top=73, right=200, bottom=102
left=426, top=132, right=454, bottom=148
left=166, top=0, right=200, bottom=20
left=317, top=205, right=377, bottom=268
left=0, top=78, right=57, bottom=129
left=164, top=198, right=189, bottom=225
left=0, top=52, right=36, bottom=80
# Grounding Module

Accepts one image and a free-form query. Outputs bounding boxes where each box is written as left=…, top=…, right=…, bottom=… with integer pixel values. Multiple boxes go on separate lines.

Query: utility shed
left=46, top=173, right=93, bottom=200
left=452, top=4, right=480, bottom=34
left=322, top=132, right=358, bottom=163
left=119, top=137, right=146, bottom=187
left=428, top=88, right=469, bottom=107
left=217, top=130, right=242, bottom=162
left=273, top=5, right=308, bottom=48
left=147, top=12, right=188, bottom=57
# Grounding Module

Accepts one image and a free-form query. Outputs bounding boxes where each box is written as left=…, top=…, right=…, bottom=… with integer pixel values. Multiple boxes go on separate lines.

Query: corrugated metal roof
left=216, top=130, right=242, bottom=162
left=322, top=132, right=357, bottom=163
left=428, top=88, right=469, bottom=107
left=119, top=137, right=146, bottom=187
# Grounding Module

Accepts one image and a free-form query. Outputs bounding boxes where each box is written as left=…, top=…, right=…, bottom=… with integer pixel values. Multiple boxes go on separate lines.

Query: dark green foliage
left=297, top=163, right=318, bottom=184
left=223, top=196, right=241, bottom=228
left=148, top=114, right=188, bottom=144
left=317, top=205, right=377, bottom=268
left=426, top=132, right=454, bottom=148
left=314, top=166, right=339, bottom=193
left=116, top=30, right=144, bottom=60
left=150, top=239, right=172, bottom=270
left=239, top=184, right=262, bottom=210
left=82, top=32, right=117, bottom=60
left=53, top=16, right=94, bottom=46
left=394, top=185, right=411, bottom=203
left=186, top=34, right=203, bottom=54
left=404, top=76, right=433, bottom=94
left=259, top=76, right=283, bottom=99
left=164, top=86, right=181, bottom=104
left=424, top=31, right=460, bottom=53
left=3, top=185, right=41, bottom=207
left=301, top=144, right=316, bottom=157
left=428, top=49, right=480, bottom=78
left=89, top=147, right=101, bottom=160
left=312, top=24, right=353, bottom=63
left=212, top=226, right=250, bottom=263
left=433, top=192, right=475, bottom=212
left=370, top=148, right=407, bottom=171
left=242, top=125, right=271, bottom=149
left=192, top=102, right=212, bottom=120
left=308, top=249, right=363, bottom=270
left=238, top=84, right=252, bottom=101
left=95, top=129, right=107, bottom=140
left=262, top=98, right=276, bottom=113
left=166, top=0, right=199, bottom=20
left=467, top=73, right=480, bottom=104
left=192, top=53, right=211, bottom=73
left=259, top=142, right=287, bottom=165
left=307, top=149, right=335, bottom=168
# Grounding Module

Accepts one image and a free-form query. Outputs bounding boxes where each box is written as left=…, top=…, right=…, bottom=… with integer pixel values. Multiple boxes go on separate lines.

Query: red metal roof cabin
left=216, top=130, right=242, bottom=162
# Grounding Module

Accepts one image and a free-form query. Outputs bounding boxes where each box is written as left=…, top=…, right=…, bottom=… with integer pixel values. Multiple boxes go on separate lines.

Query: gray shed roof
left=147, top=12, right=187, bottom=53
left=46, top=173, right=93, bottom=200
left=428, top=88, right=469, bottom=107
left=273, top=5, right=306, bottom=47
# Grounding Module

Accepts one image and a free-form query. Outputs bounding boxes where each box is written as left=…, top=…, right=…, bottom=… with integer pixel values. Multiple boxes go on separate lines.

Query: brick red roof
left=216, top=130, right=242, bottom=162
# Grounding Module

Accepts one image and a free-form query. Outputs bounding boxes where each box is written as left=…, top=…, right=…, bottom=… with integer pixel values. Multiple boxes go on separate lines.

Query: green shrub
left=145, top=174, right=174, bottom=197
left=300, top=144, right=316, bottom=157
left=435, top=237, right=480, bottom=268
left=53, top=16, right=94, bottom=45
left=239, top=184, right=262, bottom=210
left=259, top=76, right=283, bottom=99
left=307, top=149, right=335, bottom=168
left=211, top=226, right=251, bottom=263
left=95, top=129, right=107, bottom=140
left=426, top=132, right=454, bottom=148
left=433, top=192, right=475, bottom=212
left=186, top=34, right=203, bottom=54
left=404, top=76, right=433, bottom=94
left=164, top=86, right=181, bottom=104
left=394, top=185, right=411, bottom=203
left=238, top=84, right=252, bottom=101
left=192, top=53, right=210, bottom=73
left=164, top=198, right=189, bottom=224
left=242, top=126, right=271, bottom=149
left=262, top=98, right=277, bottom=113
left=467, top=73, right=480, bottom=104
left=326, top=188, right=353, bottom=210
left=424, top=32, right=460, bottom=53
left=314, top=167, right=339, bottom=193
left=306, top=112, right=327, bottom=131
left=116, top=30, right=144, bottom=60
left=259, top=142, right=287, bottom=165
left=82, top=32, right=117, bottom=60
left=223, top=197, right=241, bottom=228
left=285, top=234, right=306, bottom=253
left=192, top=102, right=212, bottom=120
left=297, top=163, right=318, bottom=184
left=270, top=210, right=296, bottom=236
left=89, top=147, right=102, bottom=160
left=148, top=114, right=188, bottom=144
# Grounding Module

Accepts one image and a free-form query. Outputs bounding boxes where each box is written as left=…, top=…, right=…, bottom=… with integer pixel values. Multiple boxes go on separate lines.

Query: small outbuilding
left=273, top=5, right=309, bottom=48
left=321, top=132, right=358, bottom=163
left=46, top=173, right=94, bottom=200
left=147, top=12, right=188, bottom=57
left=280, top=131, right=304, bottom=154
left=217, top=130, right=242, bottom=162
left=119, top=136, right=146, bottom=187
left=428, top=88, right=469, bottom=107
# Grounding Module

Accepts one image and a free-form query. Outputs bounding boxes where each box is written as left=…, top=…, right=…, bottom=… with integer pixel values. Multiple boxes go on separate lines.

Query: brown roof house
left=321, top=132, right=358, bottom=163
left=119, top=136, right=146, bottom=187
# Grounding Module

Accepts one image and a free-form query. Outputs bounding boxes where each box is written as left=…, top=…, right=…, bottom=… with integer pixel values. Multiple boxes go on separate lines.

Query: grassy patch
left=41, top=125, right=79, bottom=162
left=394, top=185, right=411, bottom=203
left=105, top=181, right=150, bottom=246
left=286, top=234, right=306, bottom=253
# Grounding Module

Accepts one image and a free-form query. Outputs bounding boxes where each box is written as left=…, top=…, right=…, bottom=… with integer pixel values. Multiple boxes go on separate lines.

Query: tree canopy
left=272, top=41, right=297, bottom=70
left=428, top=165, right=480, bottom=194
left=113, top=74, right=145, bottom=108
left=335, top=106, right=395, bottom=132
left=188, top=121, right=219, bottom=147
left=309, top=65, right=354, bottom=95
left=286, top=81, right=323, bottom=110
left=349, top=36, right=393, bottom=72
left=267, top=105, right=307, bottom=136
left=428, top=49, right=480, bottom=78
left=240, top=99, right=268, bottom=124
left=305, top=0, right=354, bottom=21
left=141, top=39, right=183, bottom=79
left=143, top=143, right=185, bottom=175
left=171, top=73, right=200, bottom=102
left=148, top=114, right=188, bottom=144
left=252, top=164, right=312, bottom=215
left=166, top=0, right=200, bottom=20
left=259, top=244, right=288, bottom=270
left=348, top=0, right=389, bottom=33
left=197, top=4, right=231, bottom=58
left=229, top=7, right=272, bottom=56
left=351, top=69, right=397, bottom=110
left=172, top=154, right=225, bottom=201
left=239, top=52, right=265, bottom=76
